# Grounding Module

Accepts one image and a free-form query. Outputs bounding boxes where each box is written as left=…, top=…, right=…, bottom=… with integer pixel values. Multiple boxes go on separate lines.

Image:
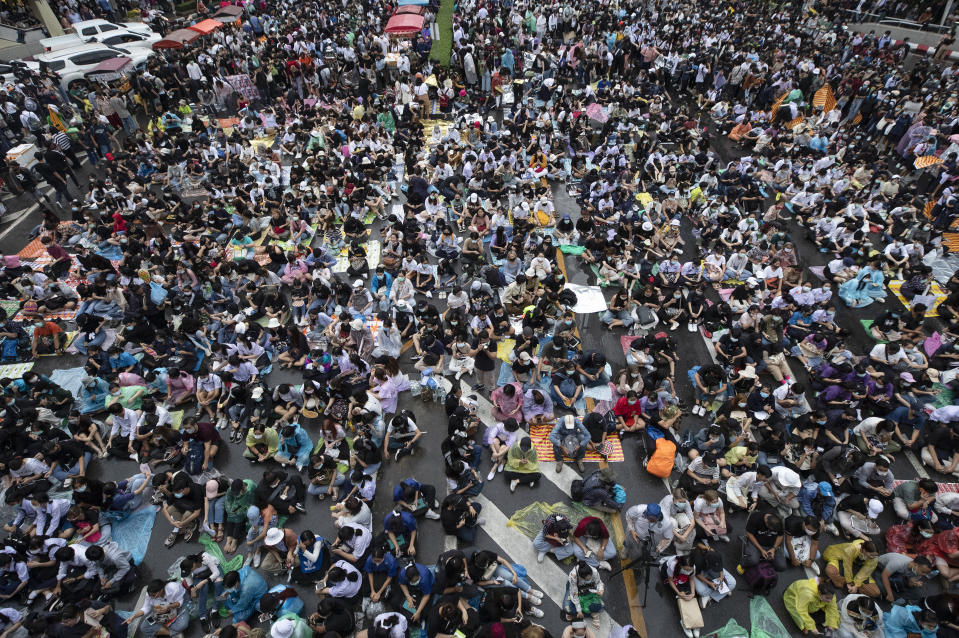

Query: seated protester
left=260, top=526, right=298, bottom=575
left=613, top=390, right=647, bottom=434
left=783, top=579, right=840, bottom=636
left=624, top=503, right=674, bottom=558
left=837, top=595, right=884, bottom=638
left=892, top=478, right=938, bottom=522
left=392, top=478, right=441, bottom=520
left=316, top=560, right=363, bottom=601
left=580, top=467, right=623, bottom=513
left=882, top=605, right=939, bottom=638
left=426, top=594, right=480, bottom=638
left=383, top=505, right=418, bottom=556
left=922, top=420, right=959, bottom=477
left=853, top=457, right=895, bottom=500
left=563, top=561, right=606, bottom=629
left=121, top=578, right=195, bottom=638
left=440, top=493, right=483, bottom=544
left=363, top=545, right=398, bottom=605
left=783, top=512, right=821, bottom=571
left=798, top=481, right=837, bottom=532
left=179, top=416, right=221, bottom=473
left=823, top=540, right=881, bottom=599
left=742, top=508, right=788, bottom=571
left=331, top=522, right=372, bottom=566
left=549, top=415, right=591, bottom=473
left=221, top=566, right=270, bottom=624
left=570, top=516, right=617, bottom=571
left=393, top=562, right=434, bottom=623
left=836, top=494, right=884, bottom=541
left=681, top=451, right=722, bottom=496
left=308, top=597, right=357, bottom=637
left=255, top=470, right=306, bottom=516
left=877, top=553, right=934, bottom=604
left=383, top=411, right=422, bottom=462
left=162, top=473, right=204, bottom=548
left=689, top=536, right=736, bottom=608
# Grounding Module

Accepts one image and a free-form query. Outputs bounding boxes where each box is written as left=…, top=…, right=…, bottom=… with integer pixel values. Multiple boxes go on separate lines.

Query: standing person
left=49, top=127, right=82, bottom=170
left=109, top=91, right=138, bottom=135
left=42, top=142, right=80, bottom=190
left=10, top=164, right=54, bottom=209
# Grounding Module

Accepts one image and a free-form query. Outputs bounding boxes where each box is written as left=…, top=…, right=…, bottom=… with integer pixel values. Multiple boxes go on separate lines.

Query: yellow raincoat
left=783, top=578, right=840, bottom=632
left=823, top=540, right=878, bottom=587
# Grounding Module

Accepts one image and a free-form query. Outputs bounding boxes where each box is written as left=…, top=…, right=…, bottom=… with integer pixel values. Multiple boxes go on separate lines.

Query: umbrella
left=152, top=28, right=200, bottom=49
left=585, top=102, right=608, bottom=123
left=189, top=18, right=224, bottom=35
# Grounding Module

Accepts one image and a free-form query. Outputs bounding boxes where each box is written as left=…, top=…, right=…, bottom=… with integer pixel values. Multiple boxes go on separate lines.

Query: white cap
left=867, top=499, right=884, bottom=519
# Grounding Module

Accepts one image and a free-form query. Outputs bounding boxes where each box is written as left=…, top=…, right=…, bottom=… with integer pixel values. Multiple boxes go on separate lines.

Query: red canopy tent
left=152, top=28, right=201, bottom=49
left=395, top=5, right=425, bottom=14
left=188, top=18, right=224, bottom=35
left=384, top=13, right=424, bottom=36
left=84, top=56, right=132, bottom=83
left=211, top=4, right=243, bottom=20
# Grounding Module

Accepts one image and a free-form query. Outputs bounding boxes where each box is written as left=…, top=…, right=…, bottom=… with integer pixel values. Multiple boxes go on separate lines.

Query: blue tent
left=397, top=0, right=429, bottom=6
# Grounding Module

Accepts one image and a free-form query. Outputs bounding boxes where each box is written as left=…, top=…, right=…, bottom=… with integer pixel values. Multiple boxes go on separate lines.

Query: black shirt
left=746, top=512, right=781, bottom=549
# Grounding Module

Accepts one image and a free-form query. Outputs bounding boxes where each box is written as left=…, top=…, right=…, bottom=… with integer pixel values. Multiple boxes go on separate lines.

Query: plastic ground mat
left=102, top=505, right=158, bottom=565
left=0, top=362, right=33, bottom=379
left=888, top=279, right=946, bottom=317
left=528, top=422, right=625, bottom=462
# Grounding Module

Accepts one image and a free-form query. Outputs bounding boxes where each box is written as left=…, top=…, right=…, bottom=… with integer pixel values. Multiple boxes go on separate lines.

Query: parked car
left=39, top=19, right=159, bottom=52
left=23, top=43, right=154, bottom=90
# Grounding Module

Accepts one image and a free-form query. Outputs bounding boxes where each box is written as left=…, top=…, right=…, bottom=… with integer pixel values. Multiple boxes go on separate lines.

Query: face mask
left=737, top=402, right=746, bottom=408
left=680, top=568, right=694, bottom=575
left=920, top=530, right=935, bottom=538
left=760, top=392, right=770, bottom=398
left=175, top=492, right=184, bottom=498
left=75, top=486, right=86, bottom=493
left=676, top=502, right=689, bottom=510
left=877, top=471, right=888, bottom=477
left=627, top=399, right=637, bottom=405
left=253, top=434, right=263, bottom=440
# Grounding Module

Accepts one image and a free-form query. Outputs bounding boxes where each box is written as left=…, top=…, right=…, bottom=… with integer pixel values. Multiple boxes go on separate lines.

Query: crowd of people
left=1, top=0, right=959, bottom=636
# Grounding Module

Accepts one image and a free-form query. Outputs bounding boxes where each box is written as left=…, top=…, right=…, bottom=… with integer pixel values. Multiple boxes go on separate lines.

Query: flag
left=47, top=106, right=66, bottom=132
left=852, top=113, right=862, bottom=125
left=787, top=115, right=805, bottom=129
left=915, top=155, right=944, bottom=169
left=769, top=92, right=788, bottom=120
left=923, top=201, right=935, bottom=219
left=813, top=84, right=837, bottom=113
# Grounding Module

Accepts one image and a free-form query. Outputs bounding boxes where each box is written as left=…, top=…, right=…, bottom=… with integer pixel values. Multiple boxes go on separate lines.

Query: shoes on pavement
left=510, top=479, right=519, bottom=493
left=537, top=551, right=547, bottom=563
left=555, top=461, right=563, bottom=473
left=700, top=595, right=710, bottom=609
left=486, top=468, right=496, bottom=481
left=425, top=510, right=440, bottom=520
left=597, top=560, right=611, bottom=571
left=527, top=607, right=544, bottom=618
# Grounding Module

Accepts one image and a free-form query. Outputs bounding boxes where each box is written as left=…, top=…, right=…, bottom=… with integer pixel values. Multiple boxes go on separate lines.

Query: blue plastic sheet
left=102, top=505, right=158, bottom=565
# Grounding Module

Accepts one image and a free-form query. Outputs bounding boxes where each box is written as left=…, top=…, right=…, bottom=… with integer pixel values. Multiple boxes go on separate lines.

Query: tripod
left=609, top=540, right=658, bottom=607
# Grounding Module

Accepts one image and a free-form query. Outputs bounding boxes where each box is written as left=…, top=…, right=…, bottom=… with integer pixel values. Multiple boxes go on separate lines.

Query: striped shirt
left=52, top=130, right=71, bottom=150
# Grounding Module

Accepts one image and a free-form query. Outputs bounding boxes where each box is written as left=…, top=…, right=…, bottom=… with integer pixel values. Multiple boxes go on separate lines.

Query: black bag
left=743, top=561, right=777, bottom=595
left=570, top=480, right=584, bottom=502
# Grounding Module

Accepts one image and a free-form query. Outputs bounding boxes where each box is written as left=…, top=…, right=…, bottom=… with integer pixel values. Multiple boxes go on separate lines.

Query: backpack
left=743, top=561, right=777, bottom=596
left=645, top=437, right=676, bottom=478
left=184, top=440, right=204, bottom=475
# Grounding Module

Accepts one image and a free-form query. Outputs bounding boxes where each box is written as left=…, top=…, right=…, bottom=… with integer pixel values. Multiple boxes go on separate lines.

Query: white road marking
left=473, top=493, right=623, bottom=635
left=0, top=201, right=39, bottom=239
